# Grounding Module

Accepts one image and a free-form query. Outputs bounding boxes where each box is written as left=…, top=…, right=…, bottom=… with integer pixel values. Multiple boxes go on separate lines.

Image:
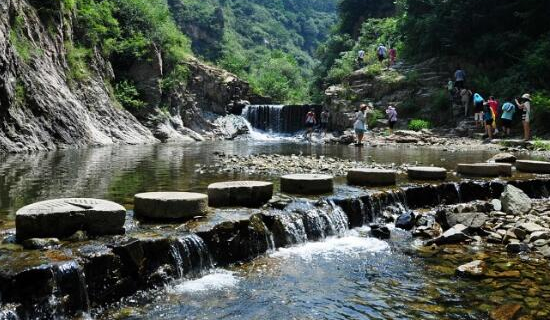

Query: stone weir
left=242, top=105, right=323, bottom=133
left=1, top=178, right=549, bottom=319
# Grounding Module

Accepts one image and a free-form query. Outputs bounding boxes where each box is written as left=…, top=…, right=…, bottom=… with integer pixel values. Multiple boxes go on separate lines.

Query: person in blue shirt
left=500, top=99, right=516, bottom=137
left=473, top=93, right=484, bottom=128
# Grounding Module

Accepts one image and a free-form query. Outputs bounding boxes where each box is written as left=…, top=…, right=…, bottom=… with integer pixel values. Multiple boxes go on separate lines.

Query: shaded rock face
left=0, top=0, right=158, bottom=153
left=0, top=1, right=263, bottom=153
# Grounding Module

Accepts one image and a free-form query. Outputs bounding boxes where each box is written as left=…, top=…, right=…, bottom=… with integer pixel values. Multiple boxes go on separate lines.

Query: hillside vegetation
left=169, top=0, right=338, bottom=103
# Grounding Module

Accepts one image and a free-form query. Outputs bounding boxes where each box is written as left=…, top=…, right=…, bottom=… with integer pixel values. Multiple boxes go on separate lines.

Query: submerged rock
left=22, top=238, right=60, bottom=250
left=456, top=260, right=486, bottom=277
left=489, top=304, right=521, bottom=320
left=501, top=185, right=532, bottom=215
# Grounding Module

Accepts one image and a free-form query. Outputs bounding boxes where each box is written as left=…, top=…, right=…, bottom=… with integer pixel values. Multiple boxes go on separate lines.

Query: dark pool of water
left=99, top=228, right=550, bottom=320
left=0, top=141, right=501, bottom=225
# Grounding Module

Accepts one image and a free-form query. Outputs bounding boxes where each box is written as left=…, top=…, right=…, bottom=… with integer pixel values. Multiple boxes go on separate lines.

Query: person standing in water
left=500, top=99, right=516, bottom=137
left=353, top=104, right=368, bottom=146
left=386, top=105, right=398, bottom=134
left=516, top=93, right=532, bottom=141
left=305, top=109, right=317, bottom=142
left=320, top=109, right=330, bottom=137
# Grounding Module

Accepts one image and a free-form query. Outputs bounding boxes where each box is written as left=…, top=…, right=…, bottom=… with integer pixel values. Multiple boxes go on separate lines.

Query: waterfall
left=170, top=234, right=212, bottom=278
left=52, top=261, right=90, bottom=316
left=242, top=104, right=323, bottom=134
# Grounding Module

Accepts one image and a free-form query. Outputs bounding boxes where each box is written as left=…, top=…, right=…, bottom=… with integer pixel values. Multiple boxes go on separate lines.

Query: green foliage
left=408, top=119, right=430, bottom=131
left=337, top=0, right=395, bottom=37
left=114, top=80, right=146, bottom=110
left=248, top=51, right=307, bottom=103
left=66, top=44, right=91, bottom=82
left=161, top=64, right=190, bottom=91
left=531, top=91, right=550, bottom=133
left=532, top=137, right=550, bottom=151
left=15, top=80, right=27, bottom=107
left=368, top=109, right=384, bottom=128
left=9, top=16, right=37, bottom=63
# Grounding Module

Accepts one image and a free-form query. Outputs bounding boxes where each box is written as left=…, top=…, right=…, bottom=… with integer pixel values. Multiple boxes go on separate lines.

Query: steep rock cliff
left=0, top=0, right=258, bottom=153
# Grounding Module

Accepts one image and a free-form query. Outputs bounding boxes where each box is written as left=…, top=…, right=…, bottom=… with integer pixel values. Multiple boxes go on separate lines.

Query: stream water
left=1, top=140, right=549, bottom=319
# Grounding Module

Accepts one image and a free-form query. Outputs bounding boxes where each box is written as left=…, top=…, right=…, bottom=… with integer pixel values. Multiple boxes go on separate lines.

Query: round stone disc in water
left=208, top=181, right=273, bottom=207
left=515, top=160, right=550, bottom=174
left=16, top=198, right=126, bottom=241
left=280, top=174, right=334, bottom=195
left=457, top=163, right=512, bottom=177
left=347, top=168, right=397, bottom=186
left=134, top=192, right=209, bottom=220
left=407, top=166, right=447, bottom=180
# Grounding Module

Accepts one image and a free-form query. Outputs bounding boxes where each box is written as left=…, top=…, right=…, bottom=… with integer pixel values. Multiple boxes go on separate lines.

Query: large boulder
left=134, top=192, right=209, bottom=220
left=347, top=169, right=396, bottom=186
left=208, top=181, right=273, bottom=207
left=515, top=160, right=550, bottom=174
left=500, top=185, right=532, bottom=215
left=436, top=210, right=488, bottom=232
left=407, top=166, right=447, bottom=181
left=280, top=174, right=334, bottom=195
left=487, top=153, right=517, bottom=163
left=16, top=198, right=126, bottom=241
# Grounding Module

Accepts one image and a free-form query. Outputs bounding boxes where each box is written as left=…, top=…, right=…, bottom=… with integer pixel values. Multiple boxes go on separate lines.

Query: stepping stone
left=208, top=181, right=273, bottom=207
left=16, top=198, right=126, bottom=241
left=280, top=174, right=334, bottom=195
left=407, top=166, right=447, bottom=180
left=134, top=192, right=208, bottom=220
left=456, top=163, right=512, bottom=177
left=347, top=168, right=396, bottom=186
left=515, top=160, right=550, bottom=174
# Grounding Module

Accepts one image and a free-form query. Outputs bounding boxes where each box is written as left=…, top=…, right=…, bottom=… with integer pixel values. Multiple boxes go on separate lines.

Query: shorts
left=474, top=113, right=483, bottom=121
left=501, top=118, right=512, bottom=128
left=377, top=54, right=385, bottom=62
left=355, top=128, right=366, bottom=134
left=306, top=122, right=315, bottom=128
left=485, top=119, right=493, bottom=126
left=320, top=122, right=328, bottom=129
left=522, top=114, right=530, bottom=123
left=389, top=121, right=397, bottom=129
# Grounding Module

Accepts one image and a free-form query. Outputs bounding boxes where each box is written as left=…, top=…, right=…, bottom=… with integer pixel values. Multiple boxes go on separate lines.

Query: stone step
left=457, top=163, right=512, bottom=177
left=134, top=192, right=209, bottom=220
left=347, top=169, right=397, bottom=186
left=281, top=174, right=334, bottom=195
left=515, top=160, right=550, bottom=174
left=208, top=181, right=273, bottom=207
left=407, top=166, right=447, bottom=181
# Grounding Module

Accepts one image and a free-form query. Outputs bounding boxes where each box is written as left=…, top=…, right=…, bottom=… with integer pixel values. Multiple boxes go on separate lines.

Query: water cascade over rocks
left=2, top=178, right=550, bottom=318
left=242, top=105, right=323, bottom=134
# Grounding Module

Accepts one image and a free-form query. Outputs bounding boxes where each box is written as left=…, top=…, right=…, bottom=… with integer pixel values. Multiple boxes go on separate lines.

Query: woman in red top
left=487, top=96, right=499, bottom=134
left=389, top=48, right=397, bottom=68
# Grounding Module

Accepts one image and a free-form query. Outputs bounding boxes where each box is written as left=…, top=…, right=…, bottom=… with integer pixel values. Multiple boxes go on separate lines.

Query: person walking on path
left=357, top=50, right=365, bottom=68
left=353, top=104, right=368, bottom=146
left=516, top=93, right=532, bottom=141
left=501, top=99, right=516, bottom=137
left=460, top=88, right=472, bottom=117
left=305, top=109, right=317, bottom=142
left=473, top=93, right=484, bottom=128
left=376, top=44, right=387, bottom=65
left=388, top=47, right=397, bottom=68
left=482, top=102, right=494, bottom=140
left=454, top=66, right=466, bottom=89
left=386, top=105, right=398, bottom=134
left=320, top=109, right=330, bottom=137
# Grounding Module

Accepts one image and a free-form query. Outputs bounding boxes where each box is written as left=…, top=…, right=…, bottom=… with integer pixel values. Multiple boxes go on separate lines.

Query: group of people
left=356, top=44, right=397, bottom=69
left=304, top=109, right=330, bottom=141
left=352, top=103, right=398, bottom=146
left=448, top=66, right=533, bottom=141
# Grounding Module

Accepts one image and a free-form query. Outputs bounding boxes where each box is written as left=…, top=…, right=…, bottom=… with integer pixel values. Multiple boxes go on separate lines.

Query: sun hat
left=522, top=93, right=532, bottom=101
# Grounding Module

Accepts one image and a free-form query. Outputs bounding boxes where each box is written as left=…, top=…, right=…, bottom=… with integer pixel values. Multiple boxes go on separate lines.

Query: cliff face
left=0, top=0, right=257, bottom=153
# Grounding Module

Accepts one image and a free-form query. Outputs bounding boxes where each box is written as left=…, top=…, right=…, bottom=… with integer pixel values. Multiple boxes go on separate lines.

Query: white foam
left=270, top=235, right=390, bottom=261
left=171, top=270, right=239, bottom=293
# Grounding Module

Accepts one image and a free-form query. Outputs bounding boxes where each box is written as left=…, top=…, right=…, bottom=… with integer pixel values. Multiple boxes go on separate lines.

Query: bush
left=408, top=119, right=431, bottom=131
left=532, top=137, right=550, bottom=151
left=114, top=80, right=146, bottom=110
left=66, top=44, right=91, bottom=82
left=532, top=91, right=550, bottom=133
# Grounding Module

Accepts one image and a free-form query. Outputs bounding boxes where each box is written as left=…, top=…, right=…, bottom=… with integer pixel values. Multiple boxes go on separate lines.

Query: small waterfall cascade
left=169, top=234, right=212, bottom=278
left=51, top=261, right=90, bottom=317
left=242, top=104, right=323, bottom=134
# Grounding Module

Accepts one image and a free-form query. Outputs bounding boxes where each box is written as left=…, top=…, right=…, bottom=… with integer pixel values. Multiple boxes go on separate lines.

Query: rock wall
left=0, top=0, right=261, bottom=153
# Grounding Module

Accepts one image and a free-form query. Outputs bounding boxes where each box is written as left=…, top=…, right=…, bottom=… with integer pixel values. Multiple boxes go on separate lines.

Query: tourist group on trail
left=450, top=66, right=533, bottom=141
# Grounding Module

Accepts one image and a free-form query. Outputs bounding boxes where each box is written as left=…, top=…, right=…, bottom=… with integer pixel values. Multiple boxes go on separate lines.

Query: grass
left=66, top=43, right=91, bottom=82
left=532, top=137, right=550, bottom=151
left=15, top=80, right=26, bottom=107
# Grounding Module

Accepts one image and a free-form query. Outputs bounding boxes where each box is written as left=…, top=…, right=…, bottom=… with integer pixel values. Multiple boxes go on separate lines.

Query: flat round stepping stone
left=408, top=166, right=447, bottom=180
left=134, top=192, right=208, bottom=220
left=515, top=160, right=550, bottom=174
left=347, top=169, right=396, bottom=186
left=16, top=198, right=126, bottom=241
left=208, top=181, right=273, bottom=207
left=280, top=174, right=334, bottom=195
left=457, top=163, right=512, bottom=177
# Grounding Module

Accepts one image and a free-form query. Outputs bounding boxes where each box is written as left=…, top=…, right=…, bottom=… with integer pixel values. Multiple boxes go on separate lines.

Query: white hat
left=522, top=93, right=532, bottom=101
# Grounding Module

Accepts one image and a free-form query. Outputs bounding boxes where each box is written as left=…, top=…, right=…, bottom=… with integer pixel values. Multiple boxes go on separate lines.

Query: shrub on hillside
left=408, top=119, right=431, bottom=131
